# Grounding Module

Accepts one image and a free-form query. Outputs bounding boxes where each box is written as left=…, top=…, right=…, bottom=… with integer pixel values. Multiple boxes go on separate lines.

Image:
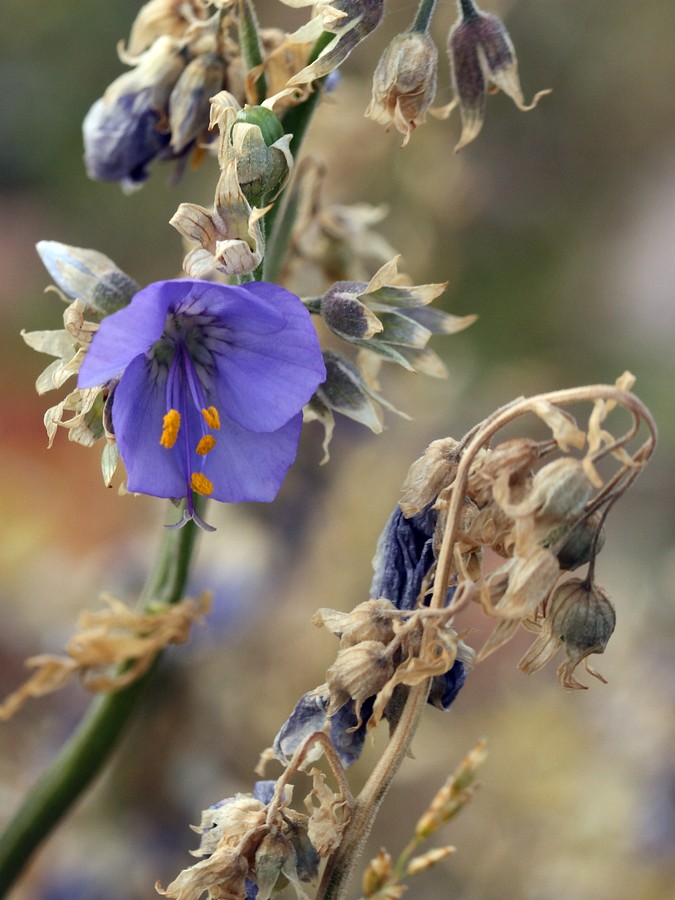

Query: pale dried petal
left=0, top=593, right=211, bottom=719
left=304, top=768, right=350, bottom=856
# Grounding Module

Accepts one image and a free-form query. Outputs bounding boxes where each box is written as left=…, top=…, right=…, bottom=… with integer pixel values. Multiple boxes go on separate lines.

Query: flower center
left=159, top=332, right=222, bottom=507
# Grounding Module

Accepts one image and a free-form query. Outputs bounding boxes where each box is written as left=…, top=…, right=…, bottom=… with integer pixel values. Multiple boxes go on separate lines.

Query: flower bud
left=366, top=30, right=438, bottom=146
left=231, top=106, right=293, bottom=206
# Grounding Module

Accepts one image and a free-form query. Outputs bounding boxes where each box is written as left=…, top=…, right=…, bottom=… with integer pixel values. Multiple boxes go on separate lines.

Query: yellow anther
left=196, top=434, right=217, bottom=456
left=160, top=409, right=181, bottom=448
left=191, top=472, right=214, bottom=496
left=202, top=406, right=221, bottom=430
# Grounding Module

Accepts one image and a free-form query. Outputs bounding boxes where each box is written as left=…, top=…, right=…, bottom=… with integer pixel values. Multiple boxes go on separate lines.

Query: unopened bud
left=321, top=282, right=383, bottom=341
left=231, top=105, right=292, bottom=206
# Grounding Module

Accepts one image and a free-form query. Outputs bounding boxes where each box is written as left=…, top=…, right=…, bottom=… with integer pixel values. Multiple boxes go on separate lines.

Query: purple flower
left=78, top=279, right=326, bottom=529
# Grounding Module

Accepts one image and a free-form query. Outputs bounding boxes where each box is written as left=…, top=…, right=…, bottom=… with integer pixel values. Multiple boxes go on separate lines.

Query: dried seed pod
left=551, top=578, right=615, bottom=654
left=366, top=30, right=438, bottom=146
left=546, top=511, right=606, bottom=571
left=326, top=640, right=394, bottom=724
left=313, top=599, right=397, bottom=647
left=399, top=437, right=459, bottom=517
left=528, top=458, right=594, bottom=523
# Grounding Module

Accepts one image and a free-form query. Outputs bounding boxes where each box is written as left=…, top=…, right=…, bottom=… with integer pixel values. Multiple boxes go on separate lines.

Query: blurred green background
left=1, top=0, right=674, bottom=897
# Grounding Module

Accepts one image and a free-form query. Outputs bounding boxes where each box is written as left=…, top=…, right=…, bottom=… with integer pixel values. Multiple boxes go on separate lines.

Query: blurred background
left=1, top=0, right=674, bottom=897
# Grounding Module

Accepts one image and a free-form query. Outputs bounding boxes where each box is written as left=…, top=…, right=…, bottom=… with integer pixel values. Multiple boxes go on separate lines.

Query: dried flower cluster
left=158, top=736, right=353, bottom=900
left=0, top=593, right=211, bottom=720
left=398, top=373, right=655, bottom=690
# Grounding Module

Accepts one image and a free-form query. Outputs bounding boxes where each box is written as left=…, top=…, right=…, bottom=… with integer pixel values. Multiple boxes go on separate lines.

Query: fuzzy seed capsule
left=550, top=578, right=615, bottom=655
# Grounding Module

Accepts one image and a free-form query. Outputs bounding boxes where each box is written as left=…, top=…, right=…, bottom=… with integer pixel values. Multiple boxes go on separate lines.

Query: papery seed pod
left=254, top=829, right=297, bottom=897
left=467, top=438, right=539, bottom=506
left=529, top=458, right=594, bottom=523
left=550, top=578, right=615, bottom=655
left=313, top=599, right=398, bottom=647
left=366, top=30, right=438, bottom=146
left=399, top=437, right=459, bottom=517
left=547, top=511, right=606, bottom=571
left=326, top=640, right=394, bottom=722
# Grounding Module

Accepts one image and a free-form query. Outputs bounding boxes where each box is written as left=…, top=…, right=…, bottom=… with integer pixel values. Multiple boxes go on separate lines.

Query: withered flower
left=519, top=578, right=616, bottom=690
left=366, top=30, right=438, bottom=146
left=171, top=91, right=293, bottom=277
left=284, top=0, right=385, bottom=87
left=447, top=0, right=550, bottom=150
left=313, top=256, right=475, bottom=374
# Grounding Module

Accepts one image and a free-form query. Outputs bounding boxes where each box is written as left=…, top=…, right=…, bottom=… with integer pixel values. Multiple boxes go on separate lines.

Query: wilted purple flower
left=83, top=89, right=173, bottom=189
left=83, top=36, right=185, bottom=190
left=78, top=279, right=326, bottom=530
left=273, top=689, right=370, bottom=769
left=371, top=503, right=468, bottom=711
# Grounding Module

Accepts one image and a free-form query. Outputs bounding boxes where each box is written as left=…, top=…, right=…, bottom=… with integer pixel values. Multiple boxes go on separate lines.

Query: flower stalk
left=411, top=0, right=437, bottom=34
left=0, top=500, right=204, bottom=896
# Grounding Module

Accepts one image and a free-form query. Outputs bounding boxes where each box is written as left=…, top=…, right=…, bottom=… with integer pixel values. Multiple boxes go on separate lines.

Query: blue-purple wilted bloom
left=371, top=503, right=468, bottom=710
left=271, top=501, right=469, bottom=771
left=83, top=89, right=173, bottom=189
left=83, top=36, right=187, bottom=190
left=78, top=279, right=326, bottom=530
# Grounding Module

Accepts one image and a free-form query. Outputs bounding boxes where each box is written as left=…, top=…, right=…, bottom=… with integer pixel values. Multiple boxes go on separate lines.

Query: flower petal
left=112, top=354, right=187, bottom=498
left=201, top=412, right=303, bottom=502
left=77, top=282, right=185, bottom=387
left=210, top=281, right=326, bottom=433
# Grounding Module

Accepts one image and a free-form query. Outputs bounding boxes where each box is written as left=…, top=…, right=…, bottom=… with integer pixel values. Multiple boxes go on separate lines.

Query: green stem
left=0, top=501, right=203, bottom=897
left=263, top=31, right=334, bottom=283
left=238, top=0, right=267, bottom=104
left=411, top=0, right=437, bottom=33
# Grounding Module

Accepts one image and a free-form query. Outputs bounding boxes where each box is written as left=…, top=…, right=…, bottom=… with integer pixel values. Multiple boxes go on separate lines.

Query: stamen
left=202, top=406, right=221, bottom=430
left=160, top=409, right=181, bottom=448
left=191, top=472, right=214, bottom=496
left=196, top=435, right=217, bottom=456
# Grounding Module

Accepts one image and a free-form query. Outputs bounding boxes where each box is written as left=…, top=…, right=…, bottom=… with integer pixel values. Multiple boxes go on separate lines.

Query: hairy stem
left=0, top=501, right=203, bottom=897
left=411, top=0, right=437, bottom=33
left=317, top=681, right=430, bottom=900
